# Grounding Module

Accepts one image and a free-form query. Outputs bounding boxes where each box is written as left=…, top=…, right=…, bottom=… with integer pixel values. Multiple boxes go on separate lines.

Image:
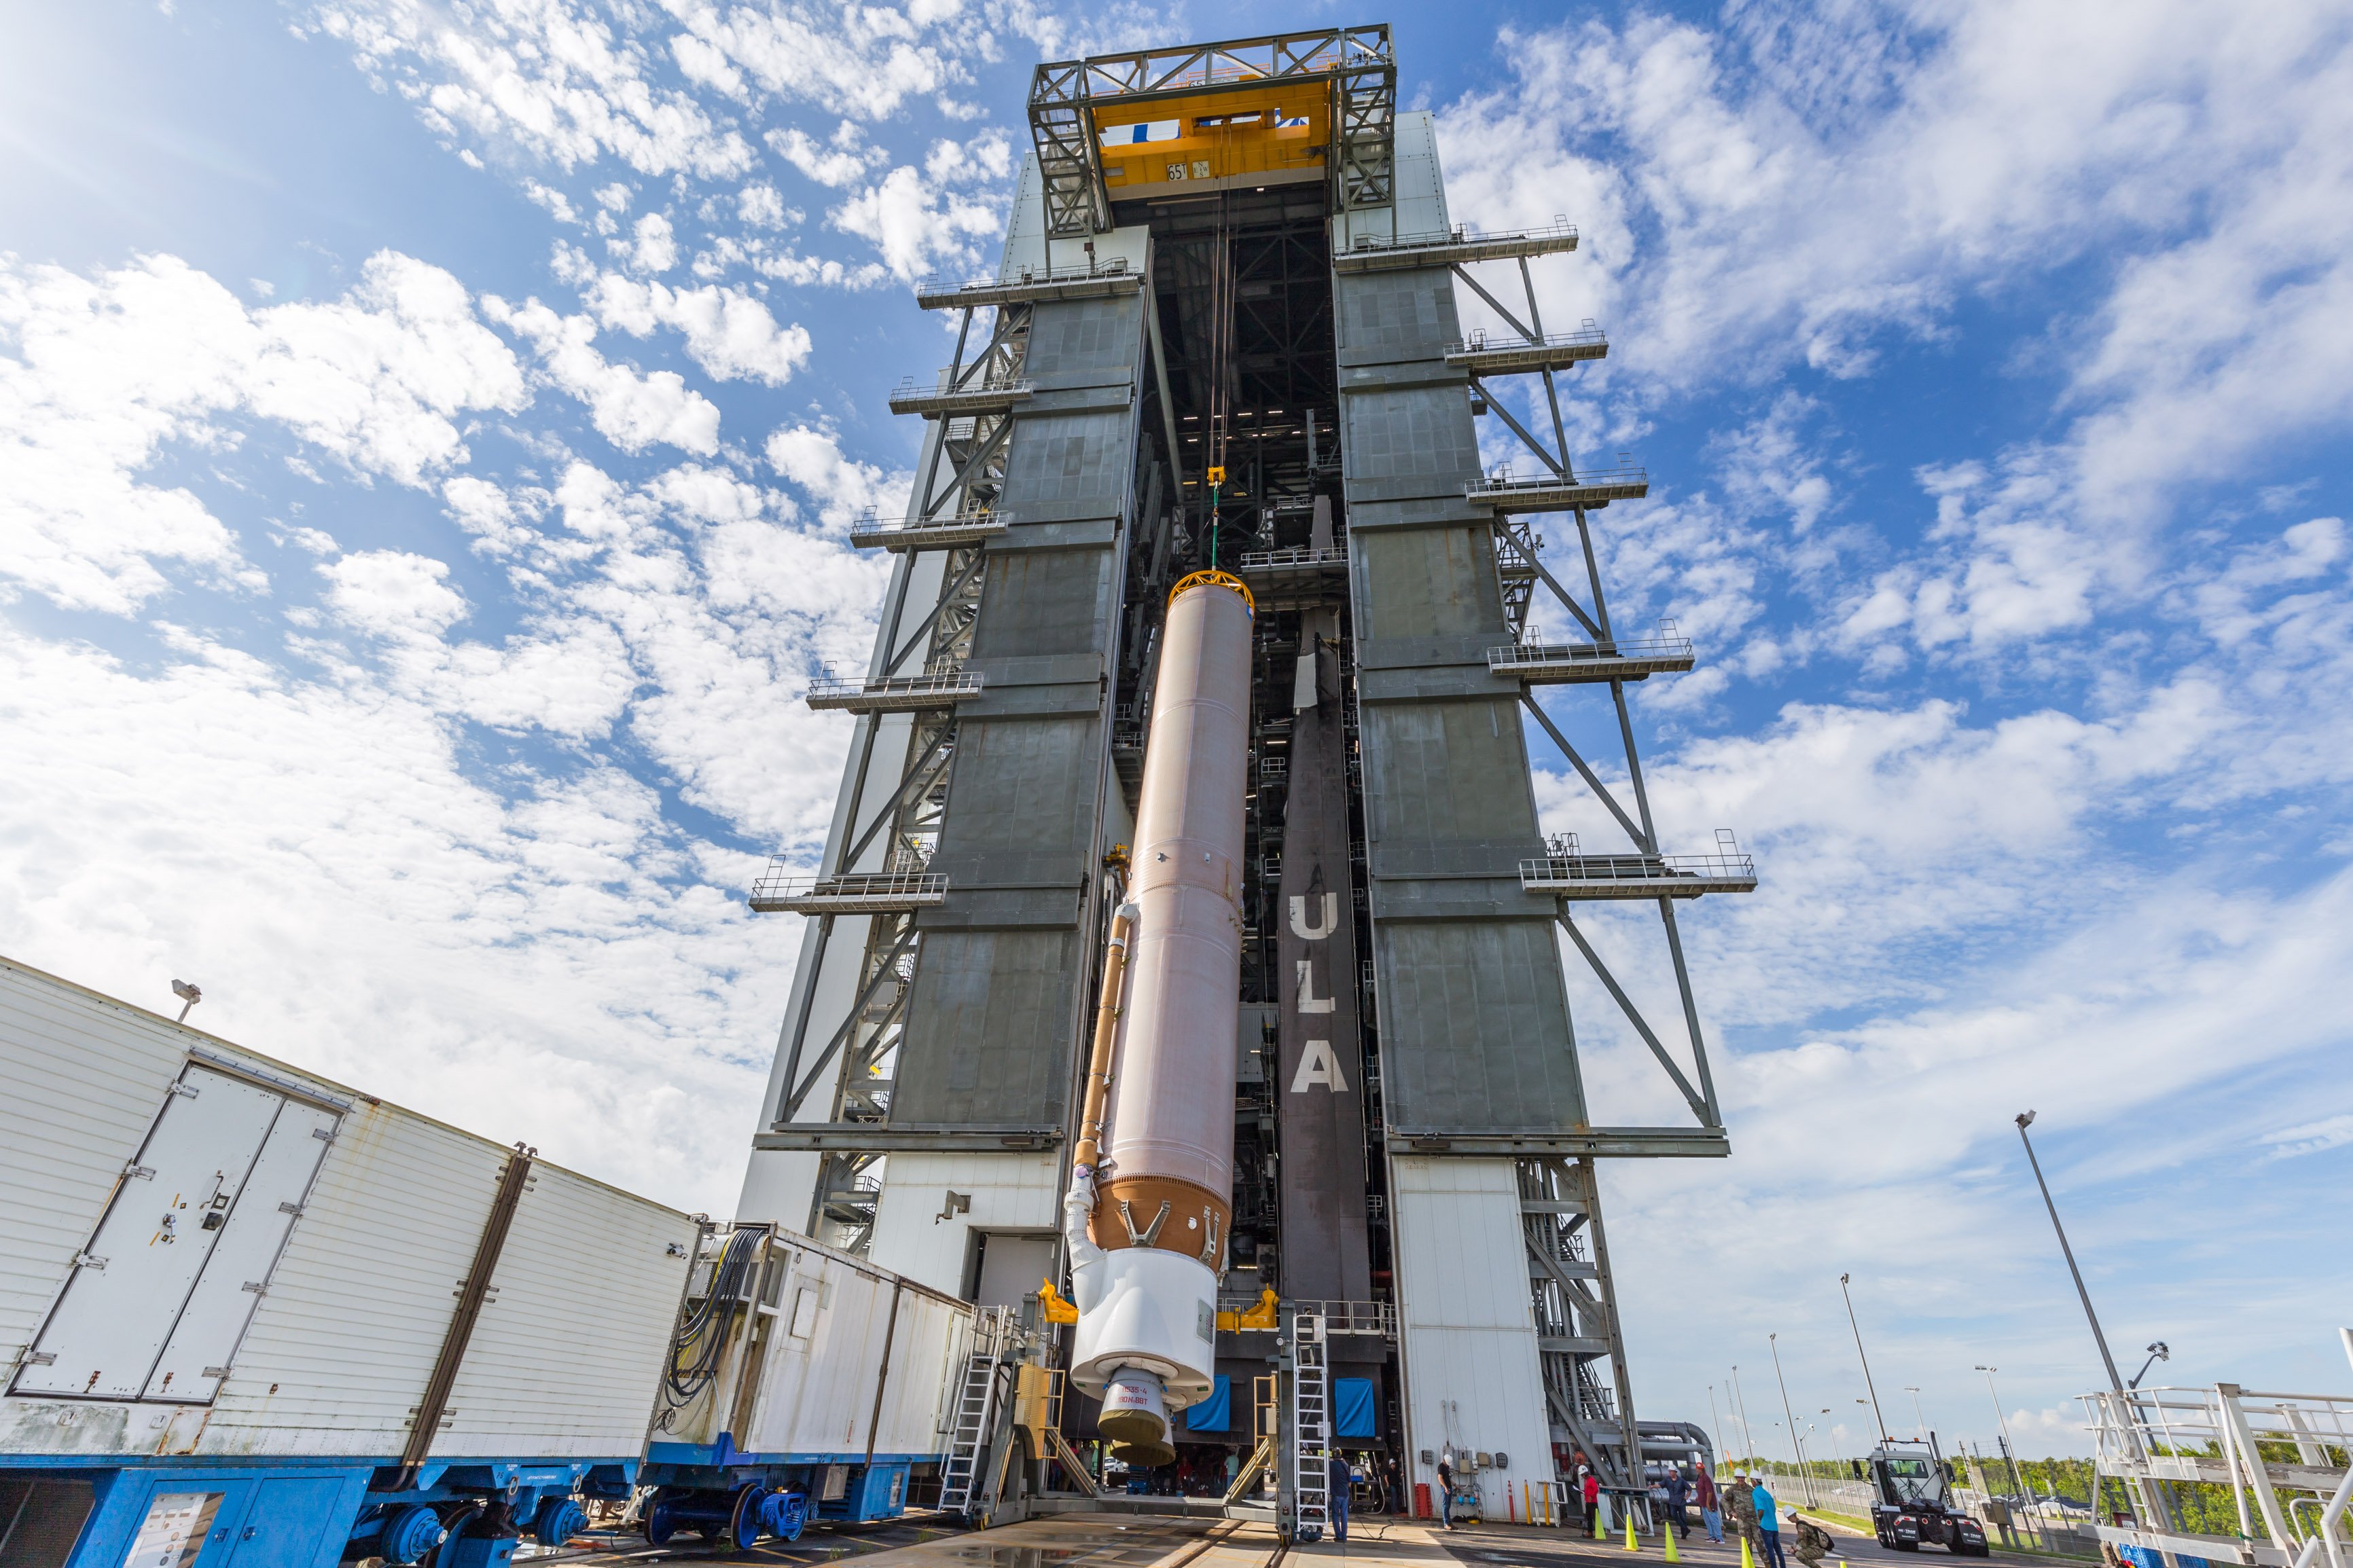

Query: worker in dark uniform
left=1329, top=1451, right=1353, bottom=1542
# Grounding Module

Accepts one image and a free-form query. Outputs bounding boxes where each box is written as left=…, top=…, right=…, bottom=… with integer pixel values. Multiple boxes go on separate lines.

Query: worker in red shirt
left=1695, top=1461, right=1723, bottom=1543
left=1583, top=1467, right=1603, bottom=1538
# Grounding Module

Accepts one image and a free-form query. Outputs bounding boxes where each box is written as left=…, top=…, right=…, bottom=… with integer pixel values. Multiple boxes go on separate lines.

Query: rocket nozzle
left=1099, top=1366, right=1174, bottom=1467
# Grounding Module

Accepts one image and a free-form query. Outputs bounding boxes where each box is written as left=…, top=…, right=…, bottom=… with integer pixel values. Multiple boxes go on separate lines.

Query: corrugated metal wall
left=1390, top=1156, right=1556, bottom=1514
left=888, top=286, right=1147, bottom=1132
left=0, top=960, right=198, bottom=1375
left=1, top=955, right=696, bottom=1465
left=1336, top=139, right=1587, bottom=1137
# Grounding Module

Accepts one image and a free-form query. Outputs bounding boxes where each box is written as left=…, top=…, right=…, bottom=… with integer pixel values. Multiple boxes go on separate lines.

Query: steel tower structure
left=736, top=25, right=1750, bottom=1514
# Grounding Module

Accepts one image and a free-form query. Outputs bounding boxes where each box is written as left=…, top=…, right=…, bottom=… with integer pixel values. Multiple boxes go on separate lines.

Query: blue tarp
left=1334, top=1378, right=1376, bottom=1438
left=1185, top=1375, right=1232, bottom=1432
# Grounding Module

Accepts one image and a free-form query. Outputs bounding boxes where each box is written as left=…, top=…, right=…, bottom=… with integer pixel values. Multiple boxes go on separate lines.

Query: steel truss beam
left=754, top=306, right=1034, bottom=1254
left=1520, top=1157, right=1645, bottom=1495
left=1027, top=26, right=1395, bottom=236
left=1439, top=240, right=1740, bottom=1144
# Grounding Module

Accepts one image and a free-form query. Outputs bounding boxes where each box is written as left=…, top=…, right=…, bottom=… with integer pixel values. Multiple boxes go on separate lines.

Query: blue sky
left=3, top=0, right=2349, bottom=1463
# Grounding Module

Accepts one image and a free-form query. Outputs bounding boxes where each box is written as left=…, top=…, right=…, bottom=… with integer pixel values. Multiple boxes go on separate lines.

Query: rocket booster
left=1065, top=570, right=1253, bottom=1465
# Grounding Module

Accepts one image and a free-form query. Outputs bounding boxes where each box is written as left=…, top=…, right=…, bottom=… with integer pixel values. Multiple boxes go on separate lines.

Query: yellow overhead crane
left=1026, top=26, right=1396, bottom=236
left=1095, top=81, right=1331, bottom=200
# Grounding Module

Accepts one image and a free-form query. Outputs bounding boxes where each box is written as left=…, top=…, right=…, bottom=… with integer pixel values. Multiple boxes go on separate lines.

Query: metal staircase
left=939, top=1309, right=1011, bottom=1517
left=1291, top=1311, right=1331, bottom=1538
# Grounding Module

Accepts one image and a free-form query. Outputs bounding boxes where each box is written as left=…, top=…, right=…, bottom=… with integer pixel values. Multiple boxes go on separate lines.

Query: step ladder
left=1292, top=1311, right=1331, bottom=1536
left=939, top=1308, right=1009, bottom=1515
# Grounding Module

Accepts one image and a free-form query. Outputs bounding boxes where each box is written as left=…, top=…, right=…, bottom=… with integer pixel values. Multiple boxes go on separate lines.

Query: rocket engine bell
left=1064, top=570, right=1253, bottom=1466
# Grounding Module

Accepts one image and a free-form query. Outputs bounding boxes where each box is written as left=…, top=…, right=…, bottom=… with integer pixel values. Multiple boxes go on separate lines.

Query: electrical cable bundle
left=662, top=1227, right=763, bottom=1409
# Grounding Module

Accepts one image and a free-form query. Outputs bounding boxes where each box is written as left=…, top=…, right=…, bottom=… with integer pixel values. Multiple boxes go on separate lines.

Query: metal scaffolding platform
left=1489, top=635, right=1695, bottom=684
left=1446, top=324, right=1609, bottom=374
left=804, top=670, right=986, bottom=712
left=888, top=376, right=1036, bottom=418
left=847, top=509, right=1010, bottom=552
left=1027, top=26, right=1397, bottom=236
left=1235, top=544, right=1348, bottom=600
left=1520, top=845, right=1757, bottom=900
left=1334, top=219, right=1580, bottom=272
left=1468, top=463, right=1650, bottom=512
left=748, top=869, right=950, bottom=915
left=914, top=263, right=1140, bottom=311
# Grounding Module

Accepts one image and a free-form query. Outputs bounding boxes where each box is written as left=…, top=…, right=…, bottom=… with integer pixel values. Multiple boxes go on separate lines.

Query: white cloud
left=735, top=183, right=793, bottom=228
left=0, top=622, right=777, bottom=1211
left=617, top=212, right=679, bottom=275
left=586, top=274, right=811, bottom=384
left=2261, top=1114, right=2353, bottom=1160
left=308, top=0, right=755, bottom=179
left=321, top=548, right=469, bottom=638
left=665, top=1, right=959, bottom=122
left=485, top=295, right=721, bottom=455
left=764, top=422, right=910, bottom=528
left=766, top=122, right=884, bottom=187
left=831, top=134, right=1009, bottom=283
left=522, top=179, right=581, bottom=225
left=0, top=251, right=523, bottom=615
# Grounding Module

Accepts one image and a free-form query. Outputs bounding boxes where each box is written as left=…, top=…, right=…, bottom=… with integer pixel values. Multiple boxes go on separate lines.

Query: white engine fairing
left=1068, top=1245, right=1217, bottom=1406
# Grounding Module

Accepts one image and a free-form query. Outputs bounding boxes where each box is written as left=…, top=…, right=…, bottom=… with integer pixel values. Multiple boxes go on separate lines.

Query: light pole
left=1770, top=1333, right=1816, bottom=1506
left=1709, top=1384, right=1732, bottom=1476
left=1733, top=1367, right=1761, bottom=1476
left=1975, top=1367, right=2026, bottom=1503
left=2013, top=1112, right=2127, bottom=1391
left=1905, top=1386, right=1928, bottom=1441
left=2017, top=1110, right=2176, bottom=1531
left=1839, top=1274, right=1890, bottom=1444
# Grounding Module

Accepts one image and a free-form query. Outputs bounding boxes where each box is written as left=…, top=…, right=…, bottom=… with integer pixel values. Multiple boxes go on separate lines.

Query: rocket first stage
left=1064, top=570, right=1254, bottom=1466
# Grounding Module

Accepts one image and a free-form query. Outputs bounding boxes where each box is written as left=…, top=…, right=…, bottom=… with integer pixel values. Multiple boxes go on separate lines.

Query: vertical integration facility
left=739, top=24, right=1755, bottom=1520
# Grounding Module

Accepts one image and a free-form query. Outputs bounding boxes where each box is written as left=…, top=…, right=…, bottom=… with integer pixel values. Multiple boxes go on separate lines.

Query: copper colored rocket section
left=1094, top=572, right=1252, bottom=1260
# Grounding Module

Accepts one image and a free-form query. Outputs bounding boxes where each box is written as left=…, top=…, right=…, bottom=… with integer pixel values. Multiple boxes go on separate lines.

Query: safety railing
left=848, top=509, right=1011, bottom=551
left=1521, top=833, right=1756, bottom=898
left=1236, top=545, right=1347, bottom=571
left=1469, top=461, right=1649, bottom=498
left=1340, top=217, right=1579, bottom=257
left=749, top=869, right=948, bottom=914
left=803, top=669, right=984, bottom=711
left=1445, top=323, right=1610, bottom=361
left=1488, top=634, right=1695, bottom=676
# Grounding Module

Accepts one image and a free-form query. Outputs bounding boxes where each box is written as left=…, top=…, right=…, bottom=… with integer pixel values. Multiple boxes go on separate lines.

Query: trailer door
left=13, top=1065, right=285, bottom=1399
left=145, top=1096, right=339, bottom=1401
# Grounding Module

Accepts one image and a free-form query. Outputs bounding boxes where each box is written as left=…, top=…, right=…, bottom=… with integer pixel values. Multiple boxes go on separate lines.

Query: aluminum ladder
left=938, top=1308, right=1009, bottom=1515
left=1291, top=1311, right=1331, bottom=1537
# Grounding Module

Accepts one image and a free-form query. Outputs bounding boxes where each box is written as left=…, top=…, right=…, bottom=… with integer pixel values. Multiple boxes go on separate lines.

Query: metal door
left=145, top=1098, right=338, bottom=1401
left=14, top=1065, right=284, bottom=1399
left=215, top=1477, right=348, bottom=1568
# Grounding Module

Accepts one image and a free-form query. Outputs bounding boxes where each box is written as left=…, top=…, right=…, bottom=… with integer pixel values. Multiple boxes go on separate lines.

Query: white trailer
left=0, top=954, right=984, bottom=1568
left=1, top=955, right=698, bottom=1568
left=638, top=1224, right=976, bottom=1538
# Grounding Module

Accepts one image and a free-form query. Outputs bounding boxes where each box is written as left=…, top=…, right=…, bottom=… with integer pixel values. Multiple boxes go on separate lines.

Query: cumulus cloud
left=0, top=251, right=523, bottom=614
left=585, top=274, right=812, bottom=384
left=666, top=1, right=960, bottom=122
left=617, top=212, right=680, bottom=275
left=485, top=295, right=721, bottom=454
left=307, top=0, right=754, bottom=179
left=831, top=132, right=1011, bottom=282
left=766, top=122, right=885, bottom=187
left=321, top=549, right=470, bottom=639
left=0, top=621, right=774, bottom=1209
left=764, top=422, right=911, bottom=528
